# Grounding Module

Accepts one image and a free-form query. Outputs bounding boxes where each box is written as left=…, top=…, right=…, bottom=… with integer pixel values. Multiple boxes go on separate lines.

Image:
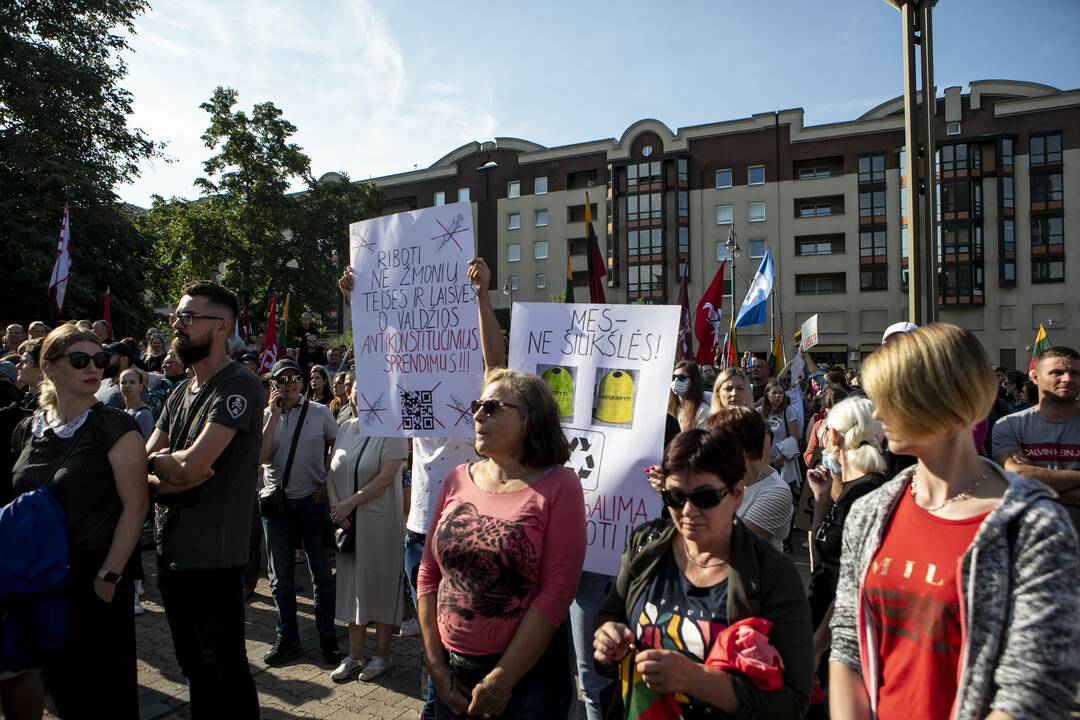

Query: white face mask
left=671, top=377, right=690, bottom=397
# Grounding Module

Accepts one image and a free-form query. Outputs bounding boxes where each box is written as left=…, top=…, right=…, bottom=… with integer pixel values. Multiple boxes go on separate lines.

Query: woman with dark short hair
left=417, top=368, right=586, bottom=719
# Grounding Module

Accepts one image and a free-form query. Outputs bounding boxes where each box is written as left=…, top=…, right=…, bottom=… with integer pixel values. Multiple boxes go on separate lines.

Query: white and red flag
left=258, top=295, right=279, bottom=375
left=49, top=205, right=72, bottom=313
left=693, top=260, right=726, bottom=365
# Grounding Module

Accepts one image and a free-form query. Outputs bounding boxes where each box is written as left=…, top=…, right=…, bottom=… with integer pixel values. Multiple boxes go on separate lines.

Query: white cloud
left=118, top=0, right=497, bottom=205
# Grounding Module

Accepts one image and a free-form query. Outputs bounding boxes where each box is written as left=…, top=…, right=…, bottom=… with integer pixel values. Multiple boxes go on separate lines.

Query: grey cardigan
left=830, top=461, right=1080, bottom=719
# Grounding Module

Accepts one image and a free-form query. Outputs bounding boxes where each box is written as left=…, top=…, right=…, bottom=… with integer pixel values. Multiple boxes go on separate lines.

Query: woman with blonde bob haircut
left=709, top=368, right=751, bottom=415
left=829, top=323, right=1080, bottom=720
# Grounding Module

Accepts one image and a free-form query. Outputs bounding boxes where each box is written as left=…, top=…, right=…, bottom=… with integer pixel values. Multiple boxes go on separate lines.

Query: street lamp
left=725, top=224, right=742, bottom=315
left=502, top=276, right=514, bottom=307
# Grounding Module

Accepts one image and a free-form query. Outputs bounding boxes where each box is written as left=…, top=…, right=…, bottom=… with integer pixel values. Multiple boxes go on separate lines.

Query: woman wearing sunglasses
left=593, top=427, right=812, bottom=719
left=417, top=368, right=586, bottom=719
left=667, top=361, right=710, bottom=432
left=9, top=324, right=149, bottom=717
left=830, top=324, right=1080, bottom=720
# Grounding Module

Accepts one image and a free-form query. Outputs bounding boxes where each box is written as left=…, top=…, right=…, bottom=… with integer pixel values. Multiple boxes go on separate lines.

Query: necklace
left=681, top=538, right=728, bottom=568
left=910, top=467, right=989, bottom=512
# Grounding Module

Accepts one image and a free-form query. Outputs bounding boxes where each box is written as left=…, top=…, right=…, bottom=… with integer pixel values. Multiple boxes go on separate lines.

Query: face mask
left=821, top=449, right=842, bottom=476
left=671, top=378, right=690, bottom=397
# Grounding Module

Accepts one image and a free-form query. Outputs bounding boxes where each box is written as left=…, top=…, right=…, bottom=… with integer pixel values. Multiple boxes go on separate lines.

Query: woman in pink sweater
left=417, top=368, right=586, bottom=719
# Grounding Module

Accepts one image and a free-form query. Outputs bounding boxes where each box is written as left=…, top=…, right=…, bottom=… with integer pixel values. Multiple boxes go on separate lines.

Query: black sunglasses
left=274, top=374, right=302, bottom=384
left=62, top=351, right=110, bottom=370
left=660, top=486, right=731, bottom=510
left=470, top=399, right=520, bottom=416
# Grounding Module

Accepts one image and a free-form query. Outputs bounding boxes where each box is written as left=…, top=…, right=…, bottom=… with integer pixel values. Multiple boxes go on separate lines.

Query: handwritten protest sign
left=349, top=202, right=482, bottom=437
left=509, top=302, right=680, bottom=575
left=800, top=314, right=820, bottom=352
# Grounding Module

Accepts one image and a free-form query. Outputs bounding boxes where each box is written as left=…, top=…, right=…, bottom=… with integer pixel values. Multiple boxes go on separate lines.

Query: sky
left=117, top=0, right=1080, bottom=207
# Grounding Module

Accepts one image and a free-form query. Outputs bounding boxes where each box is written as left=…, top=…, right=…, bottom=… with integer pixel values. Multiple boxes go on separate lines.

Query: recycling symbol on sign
left=565, top=427, right=605, bottom=492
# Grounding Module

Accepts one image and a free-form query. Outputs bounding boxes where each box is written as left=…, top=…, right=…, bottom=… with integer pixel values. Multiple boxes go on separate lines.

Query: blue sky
left=118, top=0, right=1080, bottom=206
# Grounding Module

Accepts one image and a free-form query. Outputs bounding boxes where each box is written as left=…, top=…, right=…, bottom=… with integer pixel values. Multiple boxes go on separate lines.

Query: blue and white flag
left=733, top=248, right=774, bottom=328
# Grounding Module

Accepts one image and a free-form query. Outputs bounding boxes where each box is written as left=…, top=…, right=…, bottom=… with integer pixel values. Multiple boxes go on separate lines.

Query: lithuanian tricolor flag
left=1028, top=324, right=1052, bottom=372
left=768, top=334, right=785, bottom=376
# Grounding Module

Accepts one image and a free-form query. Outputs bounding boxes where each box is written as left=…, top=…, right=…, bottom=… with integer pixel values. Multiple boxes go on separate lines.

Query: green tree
left=1, top=0, right=161, bottom=331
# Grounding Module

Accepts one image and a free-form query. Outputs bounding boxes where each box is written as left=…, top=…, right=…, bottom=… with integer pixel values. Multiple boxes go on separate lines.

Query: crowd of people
left=2, top=270, right=1080, bottom=719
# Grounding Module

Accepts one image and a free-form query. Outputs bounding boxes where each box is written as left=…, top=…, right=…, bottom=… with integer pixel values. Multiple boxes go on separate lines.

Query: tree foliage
left=1, top=0, right=161, bottom=332
left=138, top=88, right=381, bottom=333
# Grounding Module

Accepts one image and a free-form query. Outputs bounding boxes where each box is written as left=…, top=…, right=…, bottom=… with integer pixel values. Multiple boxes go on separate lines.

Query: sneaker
left=263, top=635, right=303, bottom=666
left=320, top=634, right=342, bottom=664
left=397, top=618, right=419, bottom=637
left=330, top=654, right=365, bottom=682
left=358, top=655, right=393, bottom=682
left=133, top=597, right=144, bottom=616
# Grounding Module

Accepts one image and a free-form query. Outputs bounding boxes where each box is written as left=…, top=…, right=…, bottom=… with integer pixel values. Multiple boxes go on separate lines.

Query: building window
left=748, top=165, right=765, bottom=185
left=507, top=244, right=520, bottom=263
left=628, top=193, right=662, bottom=221
left=1033, top=261, right=1065, bottom=282
left=1003, top=219, right=1015, bottom=254
left=798, top=202, right=831, bottom=218
left=716, top=204, right=733, bottom=225
left=678, top=191, right=689, bottom=218
left=628, top=162, right=661, bottom=187
left=507, top=212, right=520, bottom=230
left=677, top=158, right=688, bottom=182
left=534, top=240, right=549, bottom=260
left=940, top=181, right=982, bottom=215
left=434, top=191, right=445, bottom=206
left=534, top=176, right=548, bottom=195
left=798, top=166, right=831, bottom=180
left=859, top=191, right=886, bottom=222
left=628, top=263, right=664, bottom=293
left=901, top=227, right=910, bottom=259
left=861, top=269, right=888, bottom=291
left=946, top=121, right=961, bottom=136
left=1031, top=173, right=1063, bottom=204
left=748, top=201, right=766, bottom=223
left=796, top=235, right=843, bottom=256
left=509, top=275, right=519, bottom=291
left=628, top=228, right=662, bottom=257
left=536, top=273, right=546, bottom=289
left=1030, top=133, right=1062, bottom=165
left=1032, top=216, right=1065, bottom=253
left=796, top=273, right=845, bottom=295
left=716, top=242, right=733, bottom=263
left=940, top=144, right=981, bottom=173
left=507, top=181, right=520, bottom=199
left=678, top=227, right=689, bottom=254
left=748, top=239, right=767, bottom=258
left=859, top=231, right=887, bottom=260
left=458, top=187, right=470, bottom=203
left=858, top=154, right=885, bottom=184
left=1002, top=176, right=1014, bottom=210
left=1001, top=139, right=1013, bottom=168
left=535, top=209, right=549, bottom=227
left=716, top=169, right=732, bottom=189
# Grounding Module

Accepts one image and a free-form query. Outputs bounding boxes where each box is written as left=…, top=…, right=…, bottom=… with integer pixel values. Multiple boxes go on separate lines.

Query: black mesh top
left=11, top=402, right=140, bottom=565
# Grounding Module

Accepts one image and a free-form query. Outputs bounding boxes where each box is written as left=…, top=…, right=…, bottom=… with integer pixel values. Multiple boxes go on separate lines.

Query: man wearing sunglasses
left=145, top=280, right=263, bottom=719
left=258, top=358, right=340, bottom=666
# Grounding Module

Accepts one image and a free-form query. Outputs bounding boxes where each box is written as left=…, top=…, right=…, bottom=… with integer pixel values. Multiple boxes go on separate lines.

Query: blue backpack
left=0, top=483, right=69, bottom=671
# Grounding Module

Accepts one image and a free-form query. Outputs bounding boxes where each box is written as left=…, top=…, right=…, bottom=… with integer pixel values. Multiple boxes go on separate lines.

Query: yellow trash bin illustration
left=594, top=369, right=635, bottom=425
left=541, top=366, right=574, bottom=419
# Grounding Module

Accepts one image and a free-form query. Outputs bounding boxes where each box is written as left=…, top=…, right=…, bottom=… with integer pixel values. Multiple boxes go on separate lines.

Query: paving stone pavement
left=40, top=540, right=812, bottom=719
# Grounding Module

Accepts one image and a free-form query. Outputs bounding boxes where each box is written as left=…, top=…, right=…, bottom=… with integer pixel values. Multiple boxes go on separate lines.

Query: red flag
left=694, top=261, right=727, bottom=365
left=102, top=286, right=113, bottom=340
left=676, top=274, right=693, bottom=360
left=584, top=193, right=606, bottom=303
left=258, top=296, right=279, bottom=375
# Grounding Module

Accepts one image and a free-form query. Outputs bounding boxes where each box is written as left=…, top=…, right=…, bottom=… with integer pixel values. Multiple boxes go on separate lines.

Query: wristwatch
left=97, top=569, right=122, bottom=584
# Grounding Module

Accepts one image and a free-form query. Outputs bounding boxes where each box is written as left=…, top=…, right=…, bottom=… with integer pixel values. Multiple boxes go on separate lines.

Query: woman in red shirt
left=417, top=368, right=586, bottom=719
left=829, top=324, right=1080, bottom=719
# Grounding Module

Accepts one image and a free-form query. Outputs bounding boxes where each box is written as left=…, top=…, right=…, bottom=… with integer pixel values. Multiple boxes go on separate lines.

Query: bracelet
left=481, top=682, right=510, bottom=701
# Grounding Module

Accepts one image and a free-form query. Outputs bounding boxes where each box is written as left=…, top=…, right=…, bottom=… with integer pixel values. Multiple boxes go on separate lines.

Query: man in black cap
left=258, top=358, right=339, bottom=665
left=146, top=280, right=263, bottom=719
left=96, top=340, right=138, bottom=408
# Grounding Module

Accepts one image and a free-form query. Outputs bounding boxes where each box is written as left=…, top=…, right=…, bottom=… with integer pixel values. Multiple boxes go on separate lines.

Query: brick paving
left=41, top=540, right=812, bottom=719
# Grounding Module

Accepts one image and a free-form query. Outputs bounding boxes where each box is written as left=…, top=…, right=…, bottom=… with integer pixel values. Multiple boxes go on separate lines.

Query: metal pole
left=919, top=0, right=939, bottom=323
left=901, top=1, right=924, bottom=326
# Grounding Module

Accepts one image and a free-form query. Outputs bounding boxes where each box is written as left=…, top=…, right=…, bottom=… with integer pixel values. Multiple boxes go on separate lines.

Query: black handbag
left=258, top=400, right=309, bottom=519
left=332, top=436, right=371, bottom=553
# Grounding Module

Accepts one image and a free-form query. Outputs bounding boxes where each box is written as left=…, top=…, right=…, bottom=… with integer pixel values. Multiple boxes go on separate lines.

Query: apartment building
left=361, top=80, right=1078, bottom=369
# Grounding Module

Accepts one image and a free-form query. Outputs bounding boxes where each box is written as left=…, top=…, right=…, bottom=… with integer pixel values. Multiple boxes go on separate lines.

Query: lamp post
left=883, top=0, right=939, bottom=325
left=478, top=151, right=499, bottom=311
left=715, top=225, right=742, bottom=366
left=502, top=276, right=514, bottom=307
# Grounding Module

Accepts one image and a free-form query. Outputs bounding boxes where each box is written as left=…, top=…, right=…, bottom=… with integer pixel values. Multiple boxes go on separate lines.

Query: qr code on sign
left=400, top=389, right=435, bottom=430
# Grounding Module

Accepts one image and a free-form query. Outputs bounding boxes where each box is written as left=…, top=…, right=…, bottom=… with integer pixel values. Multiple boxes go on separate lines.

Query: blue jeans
left=404, top=531, right=436, bottom=719
left=262, top=493, right=336, bottom=639
left=569, top=571, right=614, bottom=720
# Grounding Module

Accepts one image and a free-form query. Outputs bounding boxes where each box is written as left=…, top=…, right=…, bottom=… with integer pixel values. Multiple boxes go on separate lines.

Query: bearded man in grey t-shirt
left=993, top=346, right=1080, bottom=532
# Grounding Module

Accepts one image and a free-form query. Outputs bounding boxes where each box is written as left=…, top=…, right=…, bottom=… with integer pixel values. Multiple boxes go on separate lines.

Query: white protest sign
left=508, top=302, right=680, bottom=575
left=349, top=202, right=482, bottom=437
left=800, top=314, right=820, bottom=352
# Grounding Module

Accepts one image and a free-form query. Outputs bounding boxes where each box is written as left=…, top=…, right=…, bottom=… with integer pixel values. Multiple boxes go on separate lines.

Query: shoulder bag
left=333, top=435, right=372, bottom=553
left=258, top=400, right=309, bottom=519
